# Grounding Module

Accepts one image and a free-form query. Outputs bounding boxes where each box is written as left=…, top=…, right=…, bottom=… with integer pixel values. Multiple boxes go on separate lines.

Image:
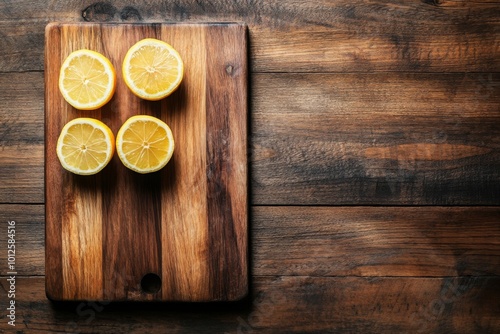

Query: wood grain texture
left=45, top=23, right=248, bottom=301
left=2, top=71, right=499, bottom=205
left=159, top=25, right=210, bottom=301
left=0, top=205, right=44, bottom=275
left=0, top=0, right=499, bottom=72
left=253, top=207, right=500, bottom=277
left=1, top=276, right=499, bottom=333
left=0, top=0, right=498, bottom=332
left=205, top=24, right=249, bottom=301
left=5, top=205, right=500, bottom=278
left=0, top=72, right=44, bottom=203
left=252, top=72, right=500, bottom=205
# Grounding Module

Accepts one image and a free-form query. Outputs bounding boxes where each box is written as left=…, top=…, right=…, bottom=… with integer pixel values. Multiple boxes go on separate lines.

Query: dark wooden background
left=1, top=0, right=499, bottom=332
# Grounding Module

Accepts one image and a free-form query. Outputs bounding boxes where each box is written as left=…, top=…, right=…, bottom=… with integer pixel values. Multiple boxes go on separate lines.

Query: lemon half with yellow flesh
left=56, top=118, right=115, bottom=175
left=116, top=115, right=175, bottom=173
left=59, top=49, right=116, bottom=110
left=122, top=38, right=184, bottom=101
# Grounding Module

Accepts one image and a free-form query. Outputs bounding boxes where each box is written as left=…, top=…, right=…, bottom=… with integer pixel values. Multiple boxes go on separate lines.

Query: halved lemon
left=56, top=118, right=115, bottom=175
left=59, top=49, right=116, bottom=110
left=122, top=38, right=184, bottom=100
left=116, top=115, right=175, bottom=174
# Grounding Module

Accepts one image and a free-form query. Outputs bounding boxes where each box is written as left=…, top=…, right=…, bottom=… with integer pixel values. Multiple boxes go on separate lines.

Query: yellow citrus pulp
left=116, top=115, right=175, bottom=173
left=59, top=49, right=116, bottom=110
left=56, top=118, right=115, bottom=175
left=122, top=38, right=184, bottom=100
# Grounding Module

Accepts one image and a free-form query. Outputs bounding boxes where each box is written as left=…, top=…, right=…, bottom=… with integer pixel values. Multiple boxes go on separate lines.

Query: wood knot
left=225, top=64, right=234, bottom=76
left=120, top=6, right=143, bottom=21
left=422, top=0, right=444, bottom=6
left=82, top=2, right=117, bottom=22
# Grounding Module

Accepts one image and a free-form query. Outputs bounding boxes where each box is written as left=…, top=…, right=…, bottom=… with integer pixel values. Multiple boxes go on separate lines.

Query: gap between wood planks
left=2, top=70, right=500, bottom=74
left=1, top=274, right=498, bottom=279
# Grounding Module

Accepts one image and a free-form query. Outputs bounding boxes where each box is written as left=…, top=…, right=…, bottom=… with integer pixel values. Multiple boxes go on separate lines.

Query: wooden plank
left=2, top=0, right=500, bottom=21
left=0, top=276, right=498, bottom=333
left=253, top=207, right=500, bottom=277
left=0, top=205, right=44, bottom=275
left=0, top=0, right=499, bottom=72
left=4, top=205, right=500, bottom=277
left=0, top=72, right=44, bottom=203
left=0, top=145, right=44, bottom=203
left=159, top=25, right=209, bottom=301
left=204, top=24, right=249, bottom=301
left=0, top=21, right=46, bottom=72
left=44, top=23, right=248, bottom=302
left=1, top=71, right=499, bottom=205
left=252, top=72, right=500, bottom=205
left=252, top=24, right=500, bottom=73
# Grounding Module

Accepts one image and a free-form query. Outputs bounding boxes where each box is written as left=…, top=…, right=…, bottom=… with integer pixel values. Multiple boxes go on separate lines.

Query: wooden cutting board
left=45, top=22, right=248, bottom=302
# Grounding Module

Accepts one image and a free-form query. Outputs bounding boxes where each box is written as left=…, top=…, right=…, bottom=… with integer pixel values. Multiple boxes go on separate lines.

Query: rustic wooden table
left=1, top=1, right=499, bottom=333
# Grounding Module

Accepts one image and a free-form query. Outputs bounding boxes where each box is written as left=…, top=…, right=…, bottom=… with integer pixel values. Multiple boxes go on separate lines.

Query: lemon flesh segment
left=56, top=118, right=115, bottom=175
left=59, top=49, right=116, bottom=110
left=123, top=39, right=184, bottom=101
left=116, top=115, right=175, bottom=173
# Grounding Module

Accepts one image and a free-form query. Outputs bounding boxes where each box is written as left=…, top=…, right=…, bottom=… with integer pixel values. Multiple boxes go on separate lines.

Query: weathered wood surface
left=2, top=72, right=498, bottom=205
left=2, top=205, right=500, bottom=278
left=0, top=0, right=499, bottom=72
left=252, top=206, right=500, bottom=277
left=0, top=276, right=499, bottom=333
left=252, top=72, right=500, bottom=205
left=44, top=23, right=248, bottom=302
left=0, top=73, right=44, bottom=203
left=0, top=0, right=499, bottom=332
left=0, top=205, right=44, bottom=275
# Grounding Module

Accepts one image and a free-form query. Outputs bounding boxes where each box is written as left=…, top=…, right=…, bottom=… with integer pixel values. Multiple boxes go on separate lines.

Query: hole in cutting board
left=141, top=273, right=161, bottom=294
